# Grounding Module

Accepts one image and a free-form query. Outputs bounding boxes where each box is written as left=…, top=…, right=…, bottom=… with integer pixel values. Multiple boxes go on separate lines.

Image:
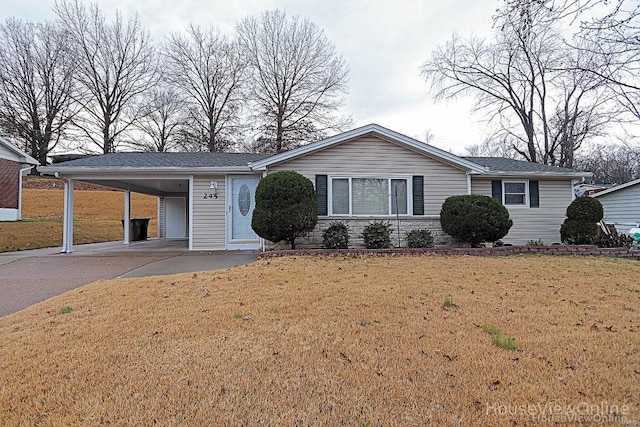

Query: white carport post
left=61, top=179, right=74, bottom=253
left=123, top=190, right=131, bottom=244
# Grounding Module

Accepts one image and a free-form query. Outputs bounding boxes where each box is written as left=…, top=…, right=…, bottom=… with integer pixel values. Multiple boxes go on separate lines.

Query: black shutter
left=316, top=175, right=328, bottom=216
left=492, top=180, right=502, bottom=202
left=529, top=180, right=539, bottom=208
left=412, top=176, right=424, bottom=215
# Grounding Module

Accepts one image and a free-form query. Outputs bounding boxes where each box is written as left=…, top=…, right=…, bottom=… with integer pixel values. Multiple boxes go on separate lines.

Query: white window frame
left=328, top=175, right=413, bottom=216
left=502, top=180, right=529, bottom=208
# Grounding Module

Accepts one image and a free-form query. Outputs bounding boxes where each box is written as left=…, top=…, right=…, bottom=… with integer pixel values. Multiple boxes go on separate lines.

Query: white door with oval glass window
left=227, top=176, right=260, bottom=250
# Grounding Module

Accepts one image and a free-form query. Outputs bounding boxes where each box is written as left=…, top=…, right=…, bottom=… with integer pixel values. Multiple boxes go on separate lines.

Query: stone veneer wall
left=267, top=217, right=456, bottom=249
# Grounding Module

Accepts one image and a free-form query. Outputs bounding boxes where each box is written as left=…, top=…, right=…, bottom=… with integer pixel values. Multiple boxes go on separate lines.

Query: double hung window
left=330, top=177, right=410, bottom=216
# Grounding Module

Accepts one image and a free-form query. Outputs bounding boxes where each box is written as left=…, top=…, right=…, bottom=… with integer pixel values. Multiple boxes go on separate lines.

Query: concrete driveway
left=0, top=240, right=258, bottom=317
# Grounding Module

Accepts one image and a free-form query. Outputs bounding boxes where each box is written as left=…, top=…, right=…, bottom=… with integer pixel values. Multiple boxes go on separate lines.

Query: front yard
left=0, top=187, right=157, bottom=252
left=0, top=255, right=638, bottom=425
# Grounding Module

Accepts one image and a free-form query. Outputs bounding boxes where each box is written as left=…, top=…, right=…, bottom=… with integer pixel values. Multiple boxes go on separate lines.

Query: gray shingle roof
left=54, top=152, right=272, bottom=168
left=463, top=156, right=583, bottom=173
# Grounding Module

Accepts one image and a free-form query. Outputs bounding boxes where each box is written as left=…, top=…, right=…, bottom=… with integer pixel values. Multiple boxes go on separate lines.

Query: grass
left=0, top=187, right=157, bottom=252
left=1, top=255, right=639, bottom=425
left=59, top=306, right=73, bottom=315
left=492, top=335, right=517, bottom=351
left=443, top=295, right=456, bottom=308
left=483, top=323, right=517, bottom=350
left=482, top=323, right=500, bottom=336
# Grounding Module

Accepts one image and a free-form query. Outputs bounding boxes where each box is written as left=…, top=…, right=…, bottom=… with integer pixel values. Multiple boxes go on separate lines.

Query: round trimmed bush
left=405, top=228, right=434, bottom=248
left=251, top=171, right=317, bottom=249
left=440, top=195, right=513, bottom=246
left=560, top=197, right=603, bottom=245
left=362, top=221, right=392, bottom=249
left=560, top=221, right=598, bottom=244
left=322, top=221, right=350, bottom=249
left=565, top=197, right=603, bottom=222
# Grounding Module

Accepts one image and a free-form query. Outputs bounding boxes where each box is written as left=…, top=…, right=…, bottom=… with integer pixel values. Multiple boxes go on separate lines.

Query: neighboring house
left=38, top=124, right=588, bottom=252
left=0, top=137, right=39, bottom=221
left=574, top=183, right=612, bottom=197
left=591, top=178, right=640, bottom=234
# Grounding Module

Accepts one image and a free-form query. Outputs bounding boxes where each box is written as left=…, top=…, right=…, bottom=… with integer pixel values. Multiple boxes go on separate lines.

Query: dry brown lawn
left=0, top=255, right=638, bottom=426
left=0, top=189, right=157, bottom=252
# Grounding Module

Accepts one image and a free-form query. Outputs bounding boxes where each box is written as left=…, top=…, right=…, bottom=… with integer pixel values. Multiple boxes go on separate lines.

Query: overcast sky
left=3, top=0, right=501, bottom=154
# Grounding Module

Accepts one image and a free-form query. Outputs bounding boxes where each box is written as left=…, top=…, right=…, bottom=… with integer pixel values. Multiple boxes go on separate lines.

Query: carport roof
left=47, top=152, right=271, bottom=168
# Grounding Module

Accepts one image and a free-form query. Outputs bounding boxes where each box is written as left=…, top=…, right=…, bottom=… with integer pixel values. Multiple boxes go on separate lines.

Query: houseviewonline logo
left=486, top=401, right=637, bottom=425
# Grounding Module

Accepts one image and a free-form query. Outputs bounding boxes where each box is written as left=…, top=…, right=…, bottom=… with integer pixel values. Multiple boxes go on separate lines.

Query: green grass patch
left=483, top=324, right=500, bottom=336
left=492, top=334, right=517, bottom=351
left=59, top=306, right=73, bottom=314
left=443, top=296, right=459, bottom=309
left=483, top=323, right=517, bottom=350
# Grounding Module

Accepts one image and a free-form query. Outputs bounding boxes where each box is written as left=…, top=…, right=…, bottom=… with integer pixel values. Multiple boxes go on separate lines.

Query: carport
left=38, top=152, right=269, bottom=253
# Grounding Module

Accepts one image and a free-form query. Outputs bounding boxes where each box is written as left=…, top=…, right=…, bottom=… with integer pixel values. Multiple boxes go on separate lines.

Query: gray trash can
left=122, top=218, right=150, bottom=241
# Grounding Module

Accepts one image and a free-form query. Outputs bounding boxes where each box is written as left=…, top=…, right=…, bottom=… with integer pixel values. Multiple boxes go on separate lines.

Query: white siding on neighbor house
left=596, top=185, right=640, bottom=225
left=472, top=178, right=573, bottom=245
left=191, top=175, right=227, bottom=250
left=268, top=135, right=469, bottom=216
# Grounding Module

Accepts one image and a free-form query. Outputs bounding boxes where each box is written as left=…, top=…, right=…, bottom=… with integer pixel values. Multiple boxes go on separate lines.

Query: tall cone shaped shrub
left=560, top=197, right=603, bottom=244
left=251, top=171, right=317, bottom=249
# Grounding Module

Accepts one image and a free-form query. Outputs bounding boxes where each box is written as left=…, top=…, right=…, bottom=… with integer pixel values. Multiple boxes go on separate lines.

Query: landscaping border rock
left=258, top=245, right=640, bottom=260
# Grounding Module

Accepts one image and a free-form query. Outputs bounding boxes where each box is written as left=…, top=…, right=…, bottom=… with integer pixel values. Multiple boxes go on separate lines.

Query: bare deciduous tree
left=574, top=141, right=640, bottom=184
left=421, top=0, right=613, bottom=168
left=465, top=138, right=521, bottom=159
left=130, top=86, right=186, bottom=152
left=0, top=18, right=77, bottom=166
left=54, top=0, right=157, bottom=154
left=576, top=0, right=640, bottom=119
left=164, top=25, right=246, bottom=152
left=237, top=10, right=350, bottom=153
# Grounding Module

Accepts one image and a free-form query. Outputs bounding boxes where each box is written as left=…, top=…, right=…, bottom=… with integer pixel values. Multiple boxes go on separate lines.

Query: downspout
left=571, top=179, right=578, bottom=200
left=466, top=172, right=472, bottom=195
left=17, top=165, right=34, bottom=220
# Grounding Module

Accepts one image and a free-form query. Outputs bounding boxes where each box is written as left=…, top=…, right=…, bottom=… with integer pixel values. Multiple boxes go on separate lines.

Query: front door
left=165, top=197, right=186, bottom=239
left=227, top=176, right=260, bottom=250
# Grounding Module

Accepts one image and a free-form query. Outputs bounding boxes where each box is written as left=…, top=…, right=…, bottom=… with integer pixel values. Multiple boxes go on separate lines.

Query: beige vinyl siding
left=596, top=186, right=640, bottom=225
left=268, top=136, right=468, bottom=216
left=192, top=175, right=226, bottom=250
left=472, top=178, right=573, bottom=245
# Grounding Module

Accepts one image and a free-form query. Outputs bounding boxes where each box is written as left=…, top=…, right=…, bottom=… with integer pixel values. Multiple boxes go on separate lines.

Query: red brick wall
left=0, top=158, right=21, bottom=209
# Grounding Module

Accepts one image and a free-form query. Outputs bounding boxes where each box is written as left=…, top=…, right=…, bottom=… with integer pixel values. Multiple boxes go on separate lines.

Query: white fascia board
left=0, top=136, right=39, bottom=165
left=591, top=177, right=640, bottom=198
left=249, top=123, right=487, bottom=173
left=479, top=171, right=592, bottom=179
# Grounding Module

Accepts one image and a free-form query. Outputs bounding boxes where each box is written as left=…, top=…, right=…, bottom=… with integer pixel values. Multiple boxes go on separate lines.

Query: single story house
left=591, top=178, right=640, bottom=234
left=38, top=124, right=589, bottom=252
left=0, top=137, right=39, bottom=221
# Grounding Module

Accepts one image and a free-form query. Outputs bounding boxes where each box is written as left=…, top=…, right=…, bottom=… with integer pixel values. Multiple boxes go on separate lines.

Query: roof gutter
left=38, top=165, right=255, bottom=176
left=17, top=165, right=35, bottom=220
left=479, top=171, right=592, bottom=179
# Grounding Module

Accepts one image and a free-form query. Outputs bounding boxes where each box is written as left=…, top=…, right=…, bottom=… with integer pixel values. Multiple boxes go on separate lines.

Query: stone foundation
left=268, top=216, right=456, bottom=249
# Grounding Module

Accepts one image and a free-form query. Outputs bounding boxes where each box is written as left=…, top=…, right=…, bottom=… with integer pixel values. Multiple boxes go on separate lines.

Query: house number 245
left=203, top=193, right=218, bottom=199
